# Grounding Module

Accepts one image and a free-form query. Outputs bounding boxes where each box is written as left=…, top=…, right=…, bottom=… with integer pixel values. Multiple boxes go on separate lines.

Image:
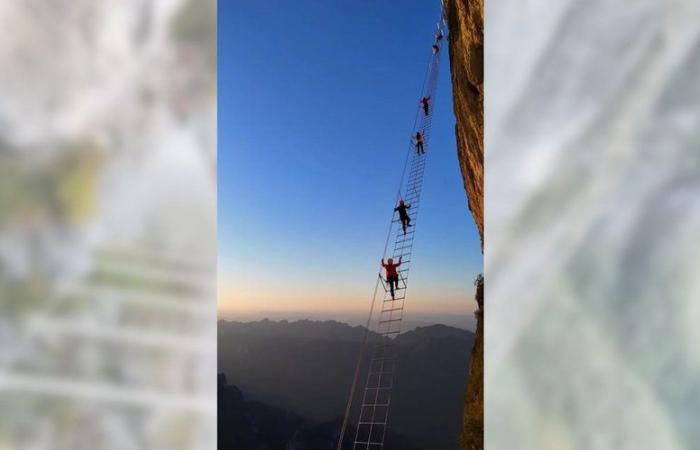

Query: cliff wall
left=445, top=0, right=484, bottom=448
left=446, top=0, right=484, bottom=247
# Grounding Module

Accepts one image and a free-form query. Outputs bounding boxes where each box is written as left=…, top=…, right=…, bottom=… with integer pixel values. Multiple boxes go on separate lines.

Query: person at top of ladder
left=395, top=199, right=412, bottom=234
left=414, top=131, right=425, bottom=155
left=381, top=256, right=402, bottom=300
left=436, top=30, right=444, bottom=42
left=432, top=44, right=440, bottom=54
left=420, top=96, right=431, bottom=116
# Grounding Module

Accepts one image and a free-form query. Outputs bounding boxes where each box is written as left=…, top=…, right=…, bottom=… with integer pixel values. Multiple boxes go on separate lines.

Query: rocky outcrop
left=445, top=0, right=484, bottom=448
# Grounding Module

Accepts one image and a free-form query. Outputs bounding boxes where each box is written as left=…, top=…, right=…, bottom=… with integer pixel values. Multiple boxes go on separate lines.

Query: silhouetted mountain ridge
left=219, top=319, right=473, bottom=450
left=218, top=318, right=376, bottom=342
left=219, top=373, right=420, bottom=450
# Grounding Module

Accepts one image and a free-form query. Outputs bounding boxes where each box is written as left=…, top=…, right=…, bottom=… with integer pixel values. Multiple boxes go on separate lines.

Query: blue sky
left=218, top=0, right=482, bottom=326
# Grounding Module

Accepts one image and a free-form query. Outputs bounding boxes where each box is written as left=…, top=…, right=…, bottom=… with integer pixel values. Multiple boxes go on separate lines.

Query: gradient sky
left=219, top=0, right=482, bottom=327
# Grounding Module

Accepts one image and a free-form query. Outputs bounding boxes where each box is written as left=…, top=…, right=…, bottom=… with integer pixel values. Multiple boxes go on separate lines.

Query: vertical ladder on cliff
left=346, top=14, right=447, bottom=450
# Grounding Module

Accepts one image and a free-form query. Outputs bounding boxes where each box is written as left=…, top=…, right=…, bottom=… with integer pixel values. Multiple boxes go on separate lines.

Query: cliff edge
left=445, top=0, right=484, bottom=448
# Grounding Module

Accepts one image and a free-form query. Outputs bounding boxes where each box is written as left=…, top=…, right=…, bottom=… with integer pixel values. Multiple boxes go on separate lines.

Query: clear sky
left=218, top=0, right=482, bottom=329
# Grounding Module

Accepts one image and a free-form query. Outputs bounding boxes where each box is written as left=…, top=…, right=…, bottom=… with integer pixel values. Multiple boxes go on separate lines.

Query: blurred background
left=486, top=0, right=700, bottom=449
left=0, top=1, right=216, bottom=449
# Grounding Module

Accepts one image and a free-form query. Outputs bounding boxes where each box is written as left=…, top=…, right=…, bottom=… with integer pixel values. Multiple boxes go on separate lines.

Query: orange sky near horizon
left=217, top=274, right=477, bottom=320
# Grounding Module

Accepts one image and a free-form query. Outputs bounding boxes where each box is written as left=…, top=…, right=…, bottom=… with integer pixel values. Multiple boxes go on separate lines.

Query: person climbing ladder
left=381, top=256, right=402, bottom=300
left=395, top=199, right=412, bottom=234
left=414, top=131, right=425, bottom=155
left=420, top=96, right=431, bottom=116
left=337, top=13, right=447, bottom=450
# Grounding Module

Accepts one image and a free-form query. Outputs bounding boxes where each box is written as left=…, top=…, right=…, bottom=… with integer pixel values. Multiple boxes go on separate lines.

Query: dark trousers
left=416, top=141, right=424, bottom=154
left=400, top=216, right=411, bottom=234
left=423, top=105, right=429, bottom=116
left=387, top=275, right=399, bottom=299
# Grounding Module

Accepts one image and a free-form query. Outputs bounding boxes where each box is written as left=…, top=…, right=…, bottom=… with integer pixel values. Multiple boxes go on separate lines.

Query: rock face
left=459, top=277, right=483, bottom=450
left=445, top=0, right=484, bottom=448
left=446, top=0, right=484, bottom=250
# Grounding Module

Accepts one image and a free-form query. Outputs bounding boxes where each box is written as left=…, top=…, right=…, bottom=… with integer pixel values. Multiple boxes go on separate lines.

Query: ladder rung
left=393, top=217, right=417, bottom=223
left=361, top=403, right=390, bottom=408
left=384, top=297, right=404, bottom=302
left=366, top=372, right=394, bottom=378
left=381, top=307, right=404, bottom=313
left=379, top=318, right=402, bottom=324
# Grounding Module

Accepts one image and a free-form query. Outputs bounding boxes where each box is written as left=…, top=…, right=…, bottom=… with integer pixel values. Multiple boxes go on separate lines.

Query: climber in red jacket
left=381, top=256, right=402, bottom=300
left=420, top=96, right=431, bottom=116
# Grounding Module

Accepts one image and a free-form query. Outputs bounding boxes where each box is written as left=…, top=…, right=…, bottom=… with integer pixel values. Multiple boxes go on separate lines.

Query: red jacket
left=381, top=257, right=402, bottom=278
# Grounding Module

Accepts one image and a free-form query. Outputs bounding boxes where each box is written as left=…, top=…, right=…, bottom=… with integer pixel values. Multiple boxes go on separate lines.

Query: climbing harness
left=337, top=11, right=448, bottom=450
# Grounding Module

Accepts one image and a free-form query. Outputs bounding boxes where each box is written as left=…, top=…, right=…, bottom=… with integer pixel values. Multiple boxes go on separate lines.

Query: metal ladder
left=350, top=17, right=446, bottom=450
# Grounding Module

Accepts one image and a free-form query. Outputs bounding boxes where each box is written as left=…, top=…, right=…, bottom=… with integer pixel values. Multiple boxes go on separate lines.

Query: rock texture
left=445, top=0, right=484, bottom=448
left=446, top=0, right=484, bottom=250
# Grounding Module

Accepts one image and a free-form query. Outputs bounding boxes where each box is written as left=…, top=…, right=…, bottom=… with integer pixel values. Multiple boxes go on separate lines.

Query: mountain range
left=218, top=319, right=473, bottom=450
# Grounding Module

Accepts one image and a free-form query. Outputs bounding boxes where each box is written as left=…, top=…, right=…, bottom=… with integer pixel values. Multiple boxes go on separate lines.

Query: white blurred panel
left=0, top=1, right=216, bottom=449
left=486, top=1, right=700, bottom=448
